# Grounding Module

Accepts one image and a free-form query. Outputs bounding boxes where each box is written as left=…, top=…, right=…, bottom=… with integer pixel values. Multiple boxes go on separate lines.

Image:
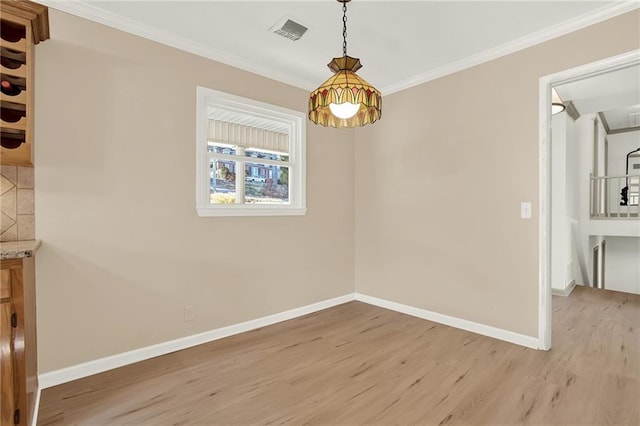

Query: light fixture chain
left=342, top=1, right=347, bottom=56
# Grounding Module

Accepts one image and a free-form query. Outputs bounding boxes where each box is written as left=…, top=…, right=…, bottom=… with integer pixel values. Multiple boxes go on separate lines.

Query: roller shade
left=208, top=120, right=289, bottom=153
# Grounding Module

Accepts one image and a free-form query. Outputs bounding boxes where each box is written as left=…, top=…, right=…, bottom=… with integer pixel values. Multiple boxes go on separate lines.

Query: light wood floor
left=38, top=286, right=639, bottom=425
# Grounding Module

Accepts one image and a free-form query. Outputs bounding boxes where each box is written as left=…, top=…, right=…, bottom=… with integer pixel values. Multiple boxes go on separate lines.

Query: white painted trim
left=36, top=0, right=318, bottom=91
left=552, top=280, right=577, bottom=297
left=197, top=207, right=307, bottom=217
left=38, top=293, right=354, bottom=389
left=31, top=385, right=41, bottom=426
left=354, top=293, right=540, bottom=350
left=538, top=76, right=553, bottom=351
left=37, top=292, right=548, bottom=389
left=539, top=50, right=640, bottom=353
left=195, top=87, right=306, bottom=217
left=38, top=0, right=638, bottom=95
left=541, top=51, right=640, bottom=88
left=382, top=1, right=639, bottom=94
left=588, top=219, right=640, bottom=238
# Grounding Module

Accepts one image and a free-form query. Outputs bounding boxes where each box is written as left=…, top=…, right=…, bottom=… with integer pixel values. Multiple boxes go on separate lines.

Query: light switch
left=521, top=202, right=532, bottom=219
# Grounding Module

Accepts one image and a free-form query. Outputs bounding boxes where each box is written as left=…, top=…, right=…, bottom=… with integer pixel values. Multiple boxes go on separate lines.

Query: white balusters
left=590, top=174, right=640, bottom=219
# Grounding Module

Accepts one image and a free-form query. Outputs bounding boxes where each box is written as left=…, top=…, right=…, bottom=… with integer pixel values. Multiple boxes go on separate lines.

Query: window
left=196, top=87, right=306, bottom=216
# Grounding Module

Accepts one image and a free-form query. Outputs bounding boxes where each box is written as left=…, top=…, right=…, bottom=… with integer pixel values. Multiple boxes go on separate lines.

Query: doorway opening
left=538, top=50, right=640, bottom=350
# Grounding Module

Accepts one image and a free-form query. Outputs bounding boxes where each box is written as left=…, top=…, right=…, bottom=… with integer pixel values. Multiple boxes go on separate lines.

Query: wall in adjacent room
left=604, top=236, right=640, bottom=295
left=551, top=113, right=582, bottom=292
left=608, top=131, right=640, bottom=174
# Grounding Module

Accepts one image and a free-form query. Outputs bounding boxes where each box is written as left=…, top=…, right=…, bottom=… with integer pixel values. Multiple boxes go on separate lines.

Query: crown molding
left=38, top=0, right=638, bottom=95
left=381, top=0, right=640, bottom=95
left=608, top=124, right=640, bottom=135
left=35, top=0, right=318, bottom=91
left=565, top=101, right=581, bottom=122
left=600, top=110, right=640, bottom=135
left=598, top=111, right=612, bottom=133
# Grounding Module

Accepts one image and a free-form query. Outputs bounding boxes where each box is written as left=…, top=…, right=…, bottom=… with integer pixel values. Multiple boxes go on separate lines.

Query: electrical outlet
left=184, top=305, right=194, bottom=322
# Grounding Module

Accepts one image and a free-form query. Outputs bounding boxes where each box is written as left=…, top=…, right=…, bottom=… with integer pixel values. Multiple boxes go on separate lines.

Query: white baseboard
left=354, top=293, right=540, bottom=350
left=38, top=293, right=355, bottom=389
left=552, top=280, right=577, bottom=297
left=31, top=385, right=41, bottom=426
left=39, top=291, right=544, bottom=389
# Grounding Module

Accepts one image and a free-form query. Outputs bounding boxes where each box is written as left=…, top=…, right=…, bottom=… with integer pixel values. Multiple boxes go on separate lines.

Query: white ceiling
left=555, top=64, right=640, bottom=132
left=40, top=0, right=636, bottom=94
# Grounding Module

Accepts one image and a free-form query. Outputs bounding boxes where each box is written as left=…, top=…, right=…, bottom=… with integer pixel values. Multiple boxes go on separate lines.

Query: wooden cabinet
left=1, top=256, right=37, bottom=426
left=0, top=0, right=49, bottom=166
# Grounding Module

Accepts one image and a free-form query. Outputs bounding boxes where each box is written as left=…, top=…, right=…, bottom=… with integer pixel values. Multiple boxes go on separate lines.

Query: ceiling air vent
left=270, top=17, right=308, bottom=41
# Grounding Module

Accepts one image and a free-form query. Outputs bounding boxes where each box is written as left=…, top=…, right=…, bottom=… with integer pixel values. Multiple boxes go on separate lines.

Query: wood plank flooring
left=38, top=286, right=639, bottom=425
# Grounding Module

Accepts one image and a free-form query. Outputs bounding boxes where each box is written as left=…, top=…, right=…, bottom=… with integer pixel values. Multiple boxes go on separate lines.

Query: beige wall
left=34, top=7, right=640, bottom=373
left=354, top=10, right=640, bottom=337
left=35, top=10, right=355, bottom=373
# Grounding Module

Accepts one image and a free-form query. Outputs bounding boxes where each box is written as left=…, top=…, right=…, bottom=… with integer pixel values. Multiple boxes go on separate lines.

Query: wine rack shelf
left=0, top=1, right=49, bottom=167
left=0, top=89, right=28, bottom=105
left=0, top=116, right=27, bottom=132
left=0, top=63, right=26, bottom=78
left=0, top=37, right=27, bottom=52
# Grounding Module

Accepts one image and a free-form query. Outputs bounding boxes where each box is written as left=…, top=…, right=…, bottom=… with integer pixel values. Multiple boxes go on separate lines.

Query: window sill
left=196, top=207, right=307, bottom=217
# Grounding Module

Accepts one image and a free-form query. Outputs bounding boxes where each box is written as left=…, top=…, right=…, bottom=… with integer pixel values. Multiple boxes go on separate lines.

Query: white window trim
left=196, top=87, right=306, bottom=217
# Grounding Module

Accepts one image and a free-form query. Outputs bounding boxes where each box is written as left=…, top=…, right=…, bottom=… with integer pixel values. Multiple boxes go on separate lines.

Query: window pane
left=245, top=149, right=288, bottom=162
left=208, top=143, right=236, bottom=155
left=244, top=162, right=289, bottom=204
left=210, top=159, right=237, bottom=204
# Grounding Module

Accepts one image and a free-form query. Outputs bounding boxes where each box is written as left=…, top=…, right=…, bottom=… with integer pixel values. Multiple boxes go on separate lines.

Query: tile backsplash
left=1, top=166, right=35, bottom=241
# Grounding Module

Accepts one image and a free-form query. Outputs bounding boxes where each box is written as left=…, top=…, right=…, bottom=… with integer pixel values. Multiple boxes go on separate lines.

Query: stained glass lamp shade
left=309, top=55, right=382, bottom=127
left=308, top=0, right=382, bottom=128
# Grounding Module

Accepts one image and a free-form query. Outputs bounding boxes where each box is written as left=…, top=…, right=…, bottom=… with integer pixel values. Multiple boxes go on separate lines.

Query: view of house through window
left=208, top=143, right=290, bottom=205
left=196, top=87, right=306, bottom=217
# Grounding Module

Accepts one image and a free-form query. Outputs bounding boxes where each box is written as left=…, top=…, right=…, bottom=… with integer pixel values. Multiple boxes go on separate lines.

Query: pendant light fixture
left=309, top=0, right=382, bottom=128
